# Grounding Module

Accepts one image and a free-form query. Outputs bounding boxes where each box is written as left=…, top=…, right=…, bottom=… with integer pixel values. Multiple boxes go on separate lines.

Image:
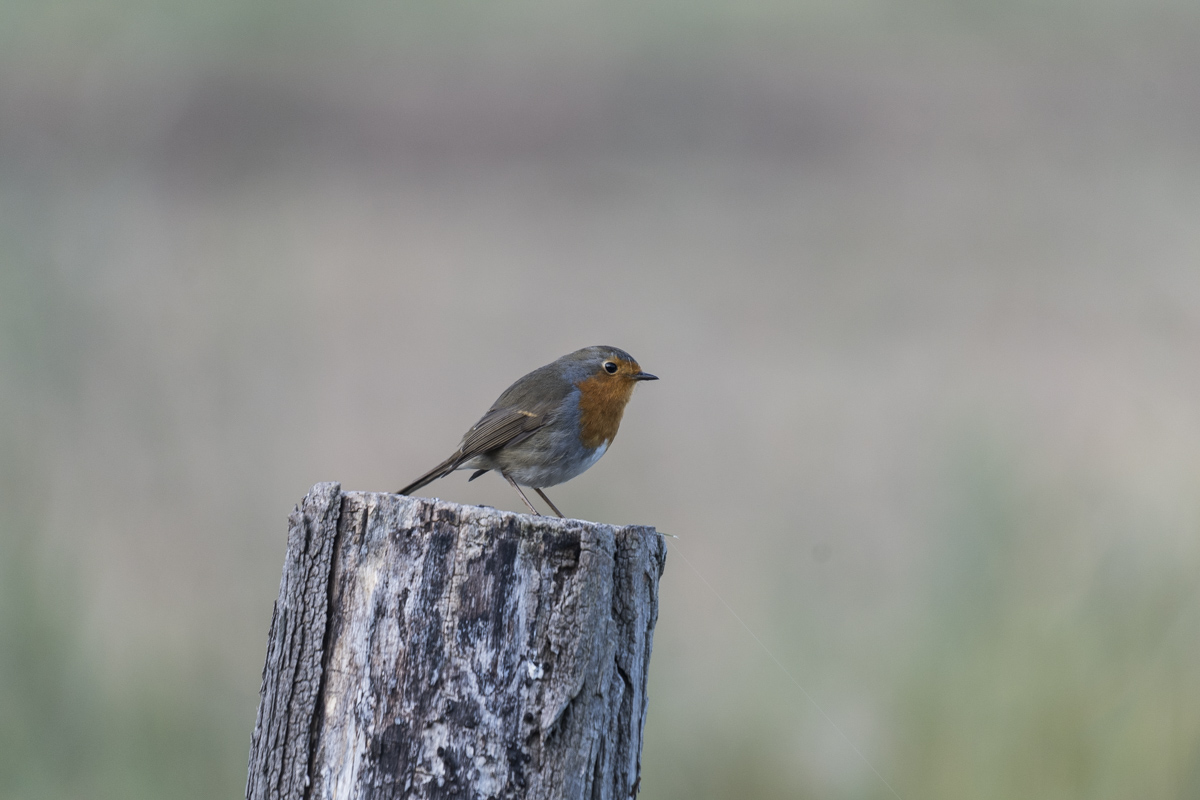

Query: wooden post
left=247, top=482, right=666, bottom=800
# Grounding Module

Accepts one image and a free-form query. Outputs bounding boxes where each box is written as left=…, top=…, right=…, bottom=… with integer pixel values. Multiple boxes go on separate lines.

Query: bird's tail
left=397, top=453, right=463, bottom=496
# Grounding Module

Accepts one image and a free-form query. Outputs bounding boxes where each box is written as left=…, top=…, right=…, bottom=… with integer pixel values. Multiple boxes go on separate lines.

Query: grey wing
left=457, top=406, right=547, bottom=459
left=397, top=406, right=545, bottom=496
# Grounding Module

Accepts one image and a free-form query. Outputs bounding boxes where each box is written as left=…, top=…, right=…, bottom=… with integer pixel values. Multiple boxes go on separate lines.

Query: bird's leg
left=533, top=488, right=565, bottom=519
left=502, top=473, right=541, bottom=516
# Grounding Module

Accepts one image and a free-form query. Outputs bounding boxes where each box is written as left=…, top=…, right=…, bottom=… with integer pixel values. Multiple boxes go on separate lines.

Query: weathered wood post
left=247, top=482, right=666, bottom=800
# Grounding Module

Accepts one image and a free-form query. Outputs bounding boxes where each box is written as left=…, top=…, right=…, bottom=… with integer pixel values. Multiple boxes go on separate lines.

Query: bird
left=397, top=346, right=657, bottom=517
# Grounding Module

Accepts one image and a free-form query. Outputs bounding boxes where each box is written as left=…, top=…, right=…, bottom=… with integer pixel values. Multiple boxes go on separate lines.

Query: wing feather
left=458, top=407, right=546, bottom=459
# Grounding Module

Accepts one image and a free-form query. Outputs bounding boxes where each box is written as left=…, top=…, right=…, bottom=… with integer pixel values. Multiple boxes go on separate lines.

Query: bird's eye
left=603, top=361, right=618, bottom=374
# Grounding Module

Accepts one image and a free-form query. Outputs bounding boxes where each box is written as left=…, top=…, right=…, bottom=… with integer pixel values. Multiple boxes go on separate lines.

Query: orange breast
left=575, top=374, right=636, bottom=449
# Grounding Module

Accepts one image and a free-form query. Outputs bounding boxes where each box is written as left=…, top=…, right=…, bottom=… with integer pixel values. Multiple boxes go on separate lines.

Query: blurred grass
left=0, top=542, right=245, bottom=800
left=3, top=1, right=1200, bottom=798
left=891, top=442, right=1200, bottom=800
left=0, top=263, right=245, bottom=798
left=638, top=440, right=1200, bottom=800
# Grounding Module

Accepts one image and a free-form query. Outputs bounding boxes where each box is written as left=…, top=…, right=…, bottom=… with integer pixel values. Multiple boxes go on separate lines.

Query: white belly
left=506, top=440, right=609, bottom=488
left=581, top=440, right=608, bottom=470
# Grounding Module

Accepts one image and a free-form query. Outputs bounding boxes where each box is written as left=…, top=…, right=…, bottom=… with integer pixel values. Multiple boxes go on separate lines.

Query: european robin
left=398, top=346, right=657, bottom=517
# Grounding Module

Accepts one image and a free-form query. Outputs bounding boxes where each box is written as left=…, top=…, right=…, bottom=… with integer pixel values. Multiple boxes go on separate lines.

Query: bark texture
left=247, top=483, right=666, bottom=800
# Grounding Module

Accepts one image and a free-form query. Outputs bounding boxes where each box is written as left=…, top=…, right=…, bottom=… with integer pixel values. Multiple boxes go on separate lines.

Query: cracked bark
left=246, top=483, right=666, bottom=800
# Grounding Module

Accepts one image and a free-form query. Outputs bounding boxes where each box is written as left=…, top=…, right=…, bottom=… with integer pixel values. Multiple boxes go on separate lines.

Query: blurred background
left=3, top=1, right=1200, bottom=798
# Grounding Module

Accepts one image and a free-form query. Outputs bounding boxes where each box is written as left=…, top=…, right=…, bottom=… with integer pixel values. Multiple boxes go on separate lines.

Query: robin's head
left=565, top=346, right=657, bottom=448
left=573, top=346, right=656, bottom=382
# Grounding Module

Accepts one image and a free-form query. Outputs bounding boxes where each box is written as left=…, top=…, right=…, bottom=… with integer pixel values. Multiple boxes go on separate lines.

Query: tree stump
left=246, top=482, right=667, bottom=800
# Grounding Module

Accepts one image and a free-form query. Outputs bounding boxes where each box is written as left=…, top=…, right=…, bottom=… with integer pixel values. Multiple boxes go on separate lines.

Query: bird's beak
left=633, top=371, right=658, bottom=381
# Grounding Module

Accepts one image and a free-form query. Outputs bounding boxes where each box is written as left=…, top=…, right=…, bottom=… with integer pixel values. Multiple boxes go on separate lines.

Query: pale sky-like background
left=3, top=2, right=1200, bottom=798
